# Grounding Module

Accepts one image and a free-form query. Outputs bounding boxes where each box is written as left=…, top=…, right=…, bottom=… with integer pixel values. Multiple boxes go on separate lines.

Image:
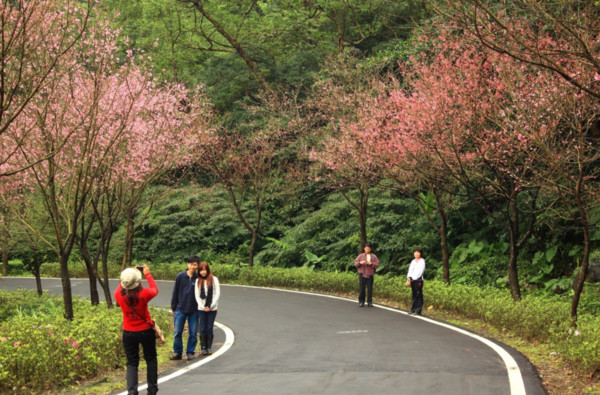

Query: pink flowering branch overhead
left=0, top=0, right=93, bottom=175
left=437, top=1, right=600, bottom=101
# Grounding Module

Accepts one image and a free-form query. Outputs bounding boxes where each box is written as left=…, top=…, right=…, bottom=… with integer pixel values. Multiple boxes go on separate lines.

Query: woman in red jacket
left=114, top=265, right=159, bottom=395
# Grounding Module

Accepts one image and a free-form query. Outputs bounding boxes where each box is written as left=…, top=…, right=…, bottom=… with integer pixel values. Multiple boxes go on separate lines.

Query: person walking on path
left=115, top=265, right=159, bottom=395
left=406, top=248, right=426, bottom=315
left=195, top=261, right=220, bottom=355
left=354, top=243, right=380, bottom=307
left=170, top=255, right=199, bottom=361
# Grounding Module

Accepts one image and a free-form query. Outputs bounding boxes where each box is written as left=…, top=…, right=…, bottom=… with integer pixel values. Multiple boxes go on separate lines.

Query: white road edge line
left=232, top=284, right=526, bottom=395
left=115, top=321, right=235, bottom=395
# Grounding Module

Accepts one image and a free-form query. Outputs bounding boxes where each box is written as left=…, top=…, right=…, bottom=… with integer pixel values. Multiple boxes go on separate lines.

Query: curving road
left=1, top=278, right=545, bottom=395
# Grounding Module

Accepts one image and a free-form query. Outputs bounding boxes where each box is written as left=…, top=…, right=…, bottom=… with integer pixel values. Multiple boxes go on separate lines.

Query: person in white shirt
left=406, top=248, right=425, bottom=315
left=195, top=261, right=220, bottom=355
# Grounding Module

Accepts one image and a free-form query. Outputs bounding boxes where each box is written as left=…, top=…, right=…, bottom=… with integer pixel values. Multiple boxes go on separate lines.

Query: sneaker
left=367, top=303, right=373, bottom=307
left=169, top=353, right=182, bottom=360
left=186, top=353, right=195, bottom=361
left=359, top=302, right=364, bottom=307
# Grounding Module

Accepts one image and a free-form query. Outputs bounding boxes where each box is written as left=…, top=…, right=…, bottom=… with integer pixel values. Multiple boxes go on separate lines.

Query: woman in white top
left=195, top=261, right=220, bottom=355
left=406, top=248, right=425, bottom=315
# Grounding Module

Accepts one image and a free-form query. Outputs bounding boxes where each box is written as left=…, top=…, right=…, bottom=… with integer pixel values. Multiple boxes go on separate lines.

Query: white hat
left=120, top=268, right=142, bottom=290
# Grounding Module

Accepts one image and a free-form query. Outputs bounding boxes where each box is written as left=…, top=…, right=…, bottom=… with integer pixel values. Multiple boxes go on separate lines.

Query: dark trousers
left=198, top=310, right=217, bottom=337
left=358, top=275, right=374, bottom=304
left=410, top=279, right=424, bottom=314
left=122, top=329, right=158, bottom=395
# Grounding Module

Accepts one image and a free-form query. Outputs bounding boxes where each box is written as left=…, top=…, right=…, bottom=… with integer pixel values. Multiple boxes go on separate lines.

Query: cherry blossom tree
left=483, top=54, right=600, bottom=319
left=74, top=84, right=209, bottom=306
left=530, top=90, right=600, bottom=320
left=433, top=2, right=600, bottom=316
left=0, top=0, right=93, bottom=176
left=375, top=90, right=458, bottom=283
left=386, top=25, right=545, bottom=300
left=308, top=54, right=387, bottom=252
left=7, top=14, right=210, bottom=317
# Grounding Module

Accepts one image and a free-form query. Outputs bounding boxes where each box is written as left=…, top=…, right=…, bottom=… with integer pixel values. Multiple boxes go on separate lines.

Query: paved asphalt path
left=1, top=278, right=545, bottom=395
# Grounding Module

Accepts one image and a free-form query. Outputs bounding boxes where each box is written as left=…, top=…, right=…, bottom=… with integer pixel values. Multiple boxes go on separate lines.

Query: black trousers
left=122, top=328, right=158, bottom=395
left=410, top=279, right=424, bottom=314
left=358, top=275, right=374, bottom=304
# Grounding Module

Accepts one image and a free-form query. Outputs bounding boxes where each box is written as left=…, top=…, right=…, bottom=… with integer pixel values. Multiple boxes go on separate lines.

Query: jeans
left=173, top=310, right=198, bottom=355
left=122, top=329, right=158, bottom=395
left=198, top=310, right=217, bottom=337
left=358, top=276, right=374, bottom=304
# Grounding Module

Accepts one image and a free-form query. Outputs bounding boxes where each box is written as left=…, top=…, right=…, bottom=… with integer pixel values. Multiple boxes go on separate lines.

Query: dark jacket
left=171, top=271, right=198, bottom=313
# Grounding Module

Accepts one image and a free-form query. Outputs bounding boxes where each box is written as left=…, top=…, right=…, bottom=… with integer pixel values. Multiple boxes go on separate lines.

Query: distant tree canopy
left=100, top=0, right=428, bottom=112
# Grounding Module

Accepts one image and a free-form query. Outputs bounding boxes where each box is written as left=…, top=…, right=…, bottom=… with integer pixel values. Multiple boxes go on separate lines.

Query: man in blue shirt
left=170, top=255, right=199, bottom=360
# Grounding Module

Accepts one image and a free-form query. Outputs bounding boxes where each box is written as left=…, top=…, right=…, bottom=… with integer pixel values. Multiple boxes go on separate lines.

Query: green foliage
left=449, top=240, right=508, bottom=286
left=549, top=314, right=600, bottom=374
left=0, top=290, right=171, bottom=393
left=254, top=189, right=439, bottom=274
left=100, top=0, right=427, bottom=113
left=122, top=186, right=250, bottom=264
left=4, top=260, right=27, bottom=276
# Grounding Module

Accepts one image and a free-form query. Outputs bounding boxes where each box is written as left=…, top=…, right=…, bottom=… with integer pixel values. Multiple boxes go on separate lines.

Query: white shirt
left=407, top=258, right=425, bottom=280
left=194, top=276, right=220, bottom=311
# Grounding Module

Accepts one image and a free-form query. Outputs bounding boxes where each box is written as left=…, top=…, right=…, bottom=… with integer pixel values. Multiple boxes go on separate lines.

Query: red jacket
left=354, top=253, right=380, bottom=278
left=114, top=274, right=158, bottom=332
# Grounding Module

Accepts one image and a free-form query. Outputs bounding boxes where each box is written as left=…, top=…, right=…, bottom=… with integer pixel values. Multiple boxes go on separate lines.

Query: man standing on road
left=170, top=255, right=199, bottom=361
left=354, top=243, right=380, bottom=307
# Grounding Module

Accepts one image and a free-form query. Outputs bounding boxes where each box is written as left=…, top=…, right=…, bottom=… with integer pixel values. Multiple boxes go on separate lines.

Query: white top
left=407, top=258, right=425, bottom=280
left=194, top=276, right=220, bottom=311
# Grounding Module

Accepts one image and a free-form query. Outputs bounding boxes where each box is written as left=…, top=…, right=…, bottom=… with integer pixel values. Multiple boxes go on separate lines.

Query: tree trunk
left=439, top=213, right=450, bottom=283
left=1, top=231, right=8, bottom=276
left=359, top=188, right=368, bottom=251
left=248, top=230, right=258, bottom=267
left=505, top=197, right=522, bottom=301
left=434, top=192, right=450, bottom=283
left=341, top=188, right=370, bottom=253
left=33, top=254, right=43, bottom=296
left=59, top=253, right=74, bottom=320
left=78, top=238, right=100, bottom=305
left=122, top=214, right=135, bottom=269
left=98, top=232, right=114, bottom=307
left=84, top=260, right=100, bottom=305
left=507, top=232, right=521, bottom=301
left=571, top=181, right=591, bottom=321
left=570, top=223, right=590, bottom=321
left=225, top=187, right=262, bottom=268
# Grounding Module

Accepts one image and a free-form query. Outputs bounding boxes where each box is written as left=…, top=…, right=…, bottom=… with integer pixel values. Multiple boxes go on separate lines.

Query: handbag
left=125, top=299, right=165, bottom=344
left=152, top=322, right=165, bottom=343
